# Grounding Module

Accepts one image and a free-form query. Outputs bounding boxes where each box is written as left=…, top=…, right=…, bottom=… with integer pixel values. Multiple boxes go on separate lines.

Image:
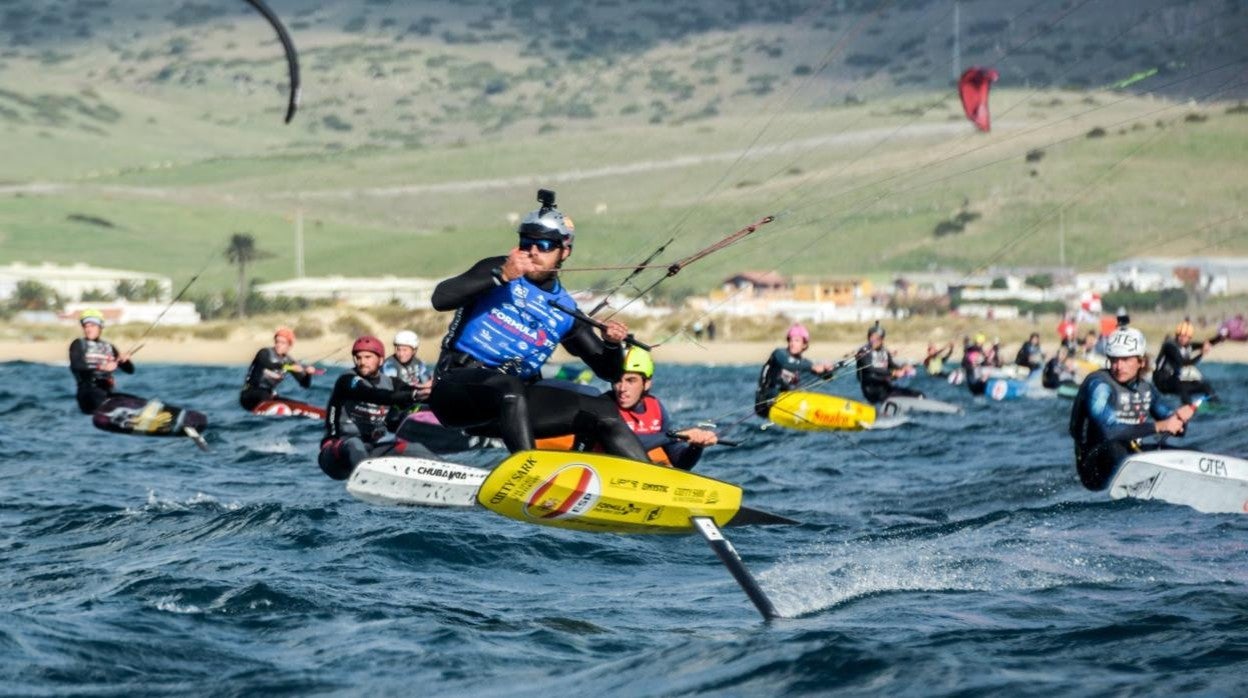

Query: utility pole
left=295, top=207, right=305, bottom=278
left=952, top=1, right=961, bottom=80
left=1058, top=210, right=1066, bottom=269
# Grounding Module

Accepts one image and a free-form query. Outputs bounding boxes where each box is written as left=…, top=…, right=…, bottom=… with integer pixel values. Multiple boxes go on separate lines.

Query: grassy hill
left=0, top=0, right=1245, bottom=300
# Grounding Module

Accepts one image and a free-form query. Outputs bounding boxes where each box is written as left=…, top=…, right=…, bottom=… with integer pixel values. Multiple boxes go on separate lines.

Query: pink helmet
left=786, top=323, right=810, bottom=342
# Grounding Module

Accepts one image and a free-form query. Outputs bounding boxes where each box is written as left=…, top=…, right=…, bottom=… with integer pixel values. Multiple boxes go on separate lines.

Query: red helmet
left=351, top=335, right=385, bottom=357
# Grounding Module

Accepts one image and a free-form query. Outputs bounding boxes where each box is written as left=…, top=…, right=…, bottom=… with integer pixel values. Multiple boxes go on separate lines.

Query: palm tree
left=226, top=233, right=262, bottom=318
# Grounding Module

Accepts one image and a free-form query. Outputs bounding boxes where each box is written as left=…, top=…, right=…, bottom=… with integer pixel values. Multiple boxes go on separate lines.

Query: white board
left=347, top=457, right=488, bottom=508
left=881, top=396, right=962, bottom=415
left=1110, top=449, right=1248, bottom=515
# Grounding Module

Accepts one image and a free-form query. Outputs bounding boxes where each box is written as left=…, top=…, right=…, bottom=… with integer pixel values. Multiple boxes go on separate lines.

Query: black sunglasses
left=519, top=238, right=561, bottom=252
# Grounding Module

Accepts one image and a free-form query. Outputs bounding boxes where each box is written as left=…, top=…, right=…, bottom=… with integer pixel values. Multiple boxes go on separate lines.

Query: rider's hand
left=1156, top=415, right=1186, bottom=435
left=602, top=320, right=629, bottom=344
left=679, top=428, right=718, bottom=447
left=501, top=247, right=537, bottom=281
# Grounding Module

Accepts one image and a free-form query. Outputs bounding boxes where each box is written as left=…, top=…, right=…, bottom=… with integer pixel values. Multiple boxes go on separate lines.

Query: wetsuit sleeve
left=1159, top=341, right=1183, bottom=370
left=1014, top=346, right=1029, bottom=366
left=756, top=352, right=780, bottom=392
left=658, top=403, right=703, bottom=470
left=854, top=351, right=870, bottom=383
left=1086, top=379, right=1156, bottom=442
left=112, top=343, right=135, bottom=374
left=431, top=256, right=507, bottom=311
left=561, top=320, right=625, bottom=382
left=69, top=339, right=91, bottom=374
left=290, top=358, right=313, bottom=389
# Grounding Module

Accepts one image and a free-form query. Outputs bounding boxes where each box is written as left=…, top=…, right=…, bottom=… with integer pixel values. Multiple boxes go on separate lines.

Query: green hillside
left=1, top=0, right=1245, bottom=299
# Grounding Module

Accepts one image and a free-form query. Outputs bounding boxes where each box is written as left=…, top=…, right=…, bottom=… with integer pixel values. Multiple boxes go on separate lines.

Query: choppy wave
left=1, top=361, right=1246, bottom=695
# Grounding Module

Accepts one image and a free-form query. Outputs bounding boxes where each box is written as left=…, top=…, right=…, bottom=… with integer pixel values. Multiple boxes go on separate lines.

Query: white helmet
left=1104, top=327, right=1146, bottom=358
left=393, top=330, right=419, bottom=348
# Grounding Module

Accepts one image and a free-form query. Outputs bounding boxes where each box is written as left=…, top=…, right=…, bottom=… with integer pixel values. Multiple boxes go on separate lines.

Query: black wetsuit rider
left=240, top=347, right=312, bottom=411
left=855, top=342, right=923, bottom=404
left=318, top=369, right=418, bottom=480
left=69, top=337, right=134, bottom=413
left=1153, top=336, right=1217, bottom=404
left=428, top=257, right=649, bottom=461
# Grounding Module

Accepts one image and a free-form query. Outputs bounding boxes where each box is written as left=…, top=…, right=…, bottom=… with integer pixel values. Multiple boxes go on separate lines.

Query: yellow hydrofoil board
left=767, top=391, right=906, bottom=431
left=477, top=450, right=792, bottom=534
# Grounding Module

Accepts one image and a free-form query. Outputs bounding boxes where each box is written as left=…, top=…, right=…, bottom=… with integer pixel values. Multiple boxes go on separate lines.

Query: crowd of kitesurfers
left=67, top=191, right=1244, bottom=496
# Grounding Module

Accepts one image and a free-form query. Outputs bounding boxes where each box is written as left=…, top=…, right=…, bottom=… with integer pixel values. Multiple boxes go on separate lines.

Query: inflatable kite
left=958, top=67, right=998, bottom=132
left=243, top=0, right=301, bottom=123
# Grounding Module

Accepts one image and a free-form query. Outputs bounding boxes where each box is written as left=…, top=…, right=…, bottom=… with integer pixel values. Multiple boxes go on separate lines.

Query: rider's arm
left=431, top=256, right=507, bottom=311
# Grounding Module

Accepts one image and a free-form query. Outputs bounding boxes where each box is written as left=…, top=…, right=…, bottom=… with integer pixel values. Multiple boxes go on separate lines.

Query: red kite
left=958, top=67, right=999, bottom=132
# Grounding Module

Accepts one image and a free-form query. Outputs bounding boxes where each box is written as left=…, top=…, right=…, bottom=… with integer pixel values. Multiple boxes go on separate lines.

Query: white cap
left=1104, top=327, right=1146, bottom=358
left=393, top=330, right=419, bottom=348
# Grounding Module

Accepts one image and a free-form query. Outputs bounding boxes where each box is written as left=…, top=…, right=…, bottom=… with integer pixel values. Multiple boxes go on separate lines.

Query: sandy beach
left=6, top=335, right=1248, bottom=368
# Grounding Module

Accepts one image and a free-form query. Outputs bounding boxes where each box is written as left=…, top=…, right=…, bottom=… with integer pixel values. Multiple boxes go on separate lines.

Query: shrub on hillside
left=332, top=313, right=373, bottom=340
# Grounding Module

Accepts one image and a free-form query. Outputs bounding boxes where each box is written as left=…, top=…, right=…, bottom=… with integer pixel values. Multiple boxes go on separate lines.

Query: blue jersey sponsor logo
left=453, top=278, right=576, bottom=378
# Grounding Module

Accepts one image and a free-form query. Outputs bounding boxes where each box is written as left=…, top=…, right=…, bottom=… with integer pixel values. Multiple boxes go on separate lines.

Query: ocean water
left=1, top=359, right=1246, bottom=696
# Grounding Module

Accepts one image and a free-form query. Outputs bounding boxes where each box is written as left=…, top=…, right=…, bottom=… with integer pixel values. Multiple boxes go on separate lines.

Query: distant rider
left=239, top=327, right=314, bottom=412
left=428, top=189, right=650, bottom=461
left=923, top=341, right=954, bottom=376
left=1153, top=319, right=1217, bottom=404
left=1041, top=346, right=1077, bottom=390
left=854, top=323, right=924, bottom=404
left=754, top=323, right=834, bottom=418
left=1014, top=333, right=1045, bottom=372
left=68, top=308, right=134, bottom=413
left=610, top=347, right=717, bottom=470
left=318, top=336, right=420, bottom=480
left=961, top=333, right=989, bottom=396
left=381, top=330, right=432, bottom=431
left=1068, top=327, right=1193, bottom=491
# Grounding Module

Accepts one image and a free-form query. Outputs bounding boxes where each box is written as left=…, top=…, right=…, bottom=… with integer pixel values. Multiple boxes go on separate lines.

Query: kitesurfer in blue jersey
left=1069, top=328, right=1194, bottom=491
left=382, top=330, right=432, bottom=431
left=754, top=323, right=834, bottom=418
left=318, top=336, right=422, bottom=480
left=239, top=327, right=315, bottom=412
left=610, top=347, right=717, bottom=470
left=854, top=323, right=923, bottom=404
left=1014, top=333, right=1045, bottom=372
left=68, top=308, right=135, bottom=413
left=428, top=190, right=650, bottom=461
left=1153, top=319, right=1218, bottom=404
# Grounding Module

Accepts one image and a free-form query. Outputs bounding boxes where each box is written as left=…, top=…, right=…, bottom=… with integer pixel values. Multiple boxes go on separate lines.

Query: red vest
left=620, top=395, right=664, bottom=436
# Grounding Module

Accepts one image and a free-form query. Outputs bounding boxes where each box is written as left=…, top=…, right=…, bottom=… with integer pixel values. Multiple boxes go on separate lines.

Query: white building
left=0, top=262, right=172, bottom=302
left=255, top=276, right=440, bottom=308
left=59, top=301, right=201, bottom=326
left=1107, top=257, right=1248, bottom=295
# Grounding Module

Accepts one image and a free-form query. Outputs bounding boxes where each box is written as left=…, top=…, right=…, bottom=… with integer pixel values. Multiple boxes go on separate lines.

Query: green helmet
left=80, top=308, right=105, bottom=326
left=622, top=346, right=654, bottom=379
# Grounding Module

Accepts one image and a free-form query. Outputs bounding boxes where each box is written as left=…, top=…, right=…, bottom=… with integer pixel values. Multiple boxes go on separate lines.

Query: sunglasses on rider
left=518, top=237, right=561, bottom=253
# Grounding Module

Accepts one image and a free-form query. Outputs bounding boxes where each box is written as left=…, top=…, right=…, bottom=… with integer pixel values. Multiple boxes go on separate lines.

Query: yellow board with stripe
left=477, top=450, right=743, bottom=534
left=767, top=391, right=876, bottom=431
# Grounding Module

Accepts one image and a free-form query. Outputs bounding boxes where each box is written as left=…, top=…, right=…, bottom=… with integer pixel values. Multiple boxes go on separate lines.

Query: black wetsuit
left=239, top=347, right=312, bottom=411
left=1153, top=338, right=1216, bottom=403
left=428, top=257, right=648, bottom=461
left=754, top=348, right=827, bottom=418
left=855, top=343, right=923, bottom=404
left=318, top=372, right=417, bottom=480
left=1069, top=369, right=1175, bottom=491
left=68, top=338, right=134, bottom=413
left=962, top=345, right=988, bottom=396
left=1014, top=341, right=1044, bottom=372
left=1042, top=356, right=1075, bottom=390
